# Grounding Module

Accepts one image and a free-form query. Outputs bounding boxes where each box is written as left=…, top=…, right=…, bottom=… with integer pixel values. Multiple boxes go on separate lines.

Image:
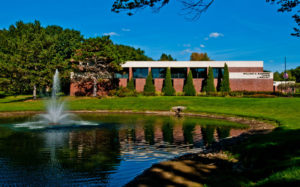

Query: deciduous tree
left=190, top=52, right=211, bottom=61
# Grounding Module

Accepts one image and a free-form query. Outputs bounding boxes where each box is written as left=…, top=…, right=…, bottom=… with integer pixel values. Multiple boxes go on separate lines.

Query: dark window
left=171, top=68, right=187, bottom=79
left=191, top=68, right=207, bottom=78
left=115, top=68, right=129, bottom=78
left=152, top=68, right=166, bottom=78
left=213, top=68, right=224, bottom=78
left=133, top=68, right=148, bottom=78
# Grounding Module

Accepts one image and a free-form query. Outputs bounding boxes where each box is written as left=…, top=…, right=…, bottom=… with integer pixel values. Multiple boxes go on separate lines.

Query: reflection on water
left=0, top=114, right=248, bottom=186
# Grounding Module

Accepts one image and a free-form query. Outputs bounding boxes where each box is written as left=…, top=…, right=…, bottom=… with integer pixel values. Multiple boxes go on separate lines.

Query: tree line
left=0, top=21, right=153, bottom=96
left=273, top=67, right=300, bottom=82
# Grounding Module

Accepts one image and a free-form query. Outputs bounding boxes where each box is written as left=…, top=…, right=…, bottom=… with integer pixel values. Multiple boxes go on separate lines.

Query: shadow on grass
left=126, top=128, right=300, bottom=187
left=0, top=96, right=33, bottom=103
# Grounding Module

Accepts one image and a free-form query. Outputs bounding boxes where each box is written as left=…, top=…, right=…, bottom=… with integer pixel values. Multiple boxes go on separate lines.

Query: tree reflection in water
left=0, top=114, right=248, bottom=186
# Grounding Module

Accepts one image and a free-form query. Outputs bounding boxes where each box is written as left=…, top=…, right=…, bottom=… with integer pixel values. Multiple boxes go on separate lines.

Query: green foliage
left=220, top=63, right=230, bottom=92
left=127, top=78, right=135, bottom=90
left=291, top=67, right=300, bottom=83
left=115, top=45, right=153, bottom=61
left=183, top=71, right=196, bottom=96
left=143, top=71, right=155, bottom=96
left=203, top=67, right=215, bottom=93
left=190, top=52, right=211, bottom=61
left=0, top=21, right=83, bottom=95
left=163, top=68, right=175, bottom=96
left=0, top=20, right=154, bottom=96
left=273, top=69, right=296, bottom=81
left=159, top=53, right=175, bottom=61
left=115, top=87, right=137, bottom=97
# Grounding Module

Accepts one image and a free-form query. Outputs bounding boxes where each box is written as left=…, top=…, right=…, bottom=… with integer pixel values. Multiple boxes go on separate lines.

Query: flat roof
left=122, top=61, right=263, bottom=68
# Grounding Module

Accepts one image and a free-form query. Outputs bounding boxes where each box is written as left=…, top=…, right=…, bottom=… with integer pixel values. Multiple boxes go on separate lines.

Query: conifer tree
left=143, top=71, right=155, bottom=95
left=163, top=68, right=175, bottom=96
left=220, top=63, right=230, bottom=92
left=183, top=71, right=196, bottom=96
left=127, top=78, right=135, bottom=90
left=203, top=67, right=215, bottom=93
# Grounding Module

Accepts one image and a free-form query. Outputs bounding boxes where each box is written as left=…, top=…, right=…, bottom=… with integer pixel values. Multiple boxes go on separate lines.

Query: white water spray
left=38, top=69, right=74, bottom=124
left=15, top=70, right=97, bottom=129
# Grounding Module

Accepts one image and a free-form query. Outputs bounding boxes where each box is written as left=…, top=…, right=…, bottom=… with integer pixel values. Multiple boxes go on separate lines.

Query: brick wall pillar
left=173, top=79, right=185, bottom=92
left=154, top=79, right=164, bottom=92
left=148, top=67, right=151, bottom=73
left=129, top=67, right=133, bottom=80
left=119, top=78, right=128, bottom=88
left=135, top=78, right=146, bottom=92
left=187, top=67, right=190, bottom=75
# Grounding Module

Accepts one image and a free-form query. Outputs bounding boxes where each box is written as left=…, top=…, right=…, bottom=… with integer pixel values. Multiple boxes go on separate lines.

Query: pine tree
left=203, top=67, right=216, bottom=93
left=220, top=63, right=230, bottom=92
left=163, top=68, right=175, bottom=96
left=127, top=78, right=135, bottom=90
left=183, top=71, right=196, bottom=96
left=143, top=71, right=155, bottom=96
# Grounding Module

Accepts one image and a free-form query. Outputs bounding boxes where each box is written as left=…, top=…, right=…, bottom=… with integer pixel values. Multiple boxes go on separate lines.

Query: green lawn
left=0, top=95, right=300, bottom=186
left=0, top=96, right=299, bottom=129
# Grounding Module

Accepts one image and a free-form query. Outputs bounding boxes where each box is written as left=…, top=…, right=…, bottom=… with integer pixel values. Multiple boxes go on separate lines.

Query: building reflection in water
left=0, top=114, right=248, bottom=186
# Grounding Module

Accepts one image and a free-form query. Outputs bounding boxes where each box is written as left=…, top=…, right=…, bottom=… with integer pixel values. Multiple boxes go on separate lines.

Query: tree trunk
left=33, top=85, right=37, bottom=100
left=93, top=79, right=97, bottom=97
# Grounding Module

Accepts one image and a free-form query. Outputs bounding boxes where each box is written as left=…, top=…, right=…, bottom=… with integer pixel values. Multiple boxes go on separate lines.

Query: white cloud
left=181, top=49, right=193, bottom=54
left=122, top=28, right=131, bottom=32
left=183, top=44, right=191, bottom=47
left=204, top=32, right=224, bottom=40
left=200, top=44, right=205, bottom=48
left=103, top=32, right=119, bottom=36
left=209, top=32, right=224, bottom=38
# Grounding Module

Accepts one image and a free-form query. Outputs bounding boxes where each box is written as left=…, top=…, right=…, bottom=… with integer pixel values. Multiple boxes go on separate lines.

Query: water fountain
left=38, top=69, right=74, bottom=125
left=15, top=69, right=96, bottom=129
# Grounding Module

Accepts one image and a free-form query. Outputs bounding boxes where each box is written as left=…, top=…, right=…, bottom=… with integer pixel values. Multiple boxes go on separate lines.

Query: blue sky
left=0, top=0, right=299, bottom=72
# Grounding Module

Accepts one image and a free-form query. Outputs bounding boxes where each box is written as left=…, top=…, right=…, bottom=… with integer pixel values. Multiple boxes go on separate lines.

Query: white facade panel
left=229, top=72, right=273, bottom=79
left=121, top=61, right=263, bottom=68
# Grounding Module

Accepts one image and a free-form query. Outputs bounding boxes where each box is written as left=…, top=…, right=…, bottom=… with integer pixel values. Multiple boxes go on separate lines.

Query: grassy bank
left=0, top=96, right=299, bottom=129
left=0, top=95, right=300, bottom=186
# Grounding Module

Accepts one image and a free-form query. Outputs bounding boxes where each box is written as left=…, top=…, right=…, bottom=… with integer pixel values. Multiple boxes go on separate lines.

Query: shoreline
left=0, top=110, right=276, bottom=130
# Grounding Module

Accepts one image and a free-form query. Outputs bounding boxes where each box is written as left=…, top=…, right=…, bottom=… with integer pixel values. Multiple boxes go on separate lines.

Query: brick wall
left=229, top=67, right=263, bottom=72
left=135, top=78, right=146, bottom=92
left=230, top=79, right=273, bottom=91
left=154, top=78, right=164, bottom=92
left=193, top=79, right=204, bottom=93
left=119, top=78, right=128, bottom=88
left=173, top=79, right=185, bottom=92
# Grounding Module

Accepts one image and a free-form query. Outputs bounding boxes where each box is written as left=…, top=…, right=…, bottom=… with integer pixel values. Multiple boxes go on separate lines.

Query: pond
left=0, top=114, right=248, bottom=186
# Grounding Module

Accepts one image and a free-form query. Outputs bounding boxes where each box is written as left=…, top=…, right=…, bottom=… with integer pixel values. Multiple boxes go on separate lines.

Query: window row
left=115, top=68, right=224, bottom=79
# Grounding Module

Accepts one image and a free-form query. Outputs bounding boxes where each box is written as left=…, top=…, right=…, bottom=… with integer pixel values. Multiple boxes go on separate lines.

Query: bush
left=143, top=71, right=156, bottom=96
left=203, top=67, right=216, bottom=93
left=108, top=89, right=117, bottom=96
left=115, top=87, right=138, bottom=97
left=127, top=78, right=135, bottom=90
left=0, top=91, right=6, bottom=98
left=176, top=92, right=185, bottom=96
left=163, top=68, right=175, bottom=96
left=220, top=63, right=230, bottom=92
left=244, top=94, right=276, bottom=98
left=184, top=71, right=196, bottom=96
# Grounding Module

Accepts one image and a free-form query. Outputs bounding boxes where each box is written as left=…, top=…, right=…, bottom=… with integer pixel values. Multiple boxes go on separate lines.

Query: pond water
left=0, top=114, right=248, bottom=186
